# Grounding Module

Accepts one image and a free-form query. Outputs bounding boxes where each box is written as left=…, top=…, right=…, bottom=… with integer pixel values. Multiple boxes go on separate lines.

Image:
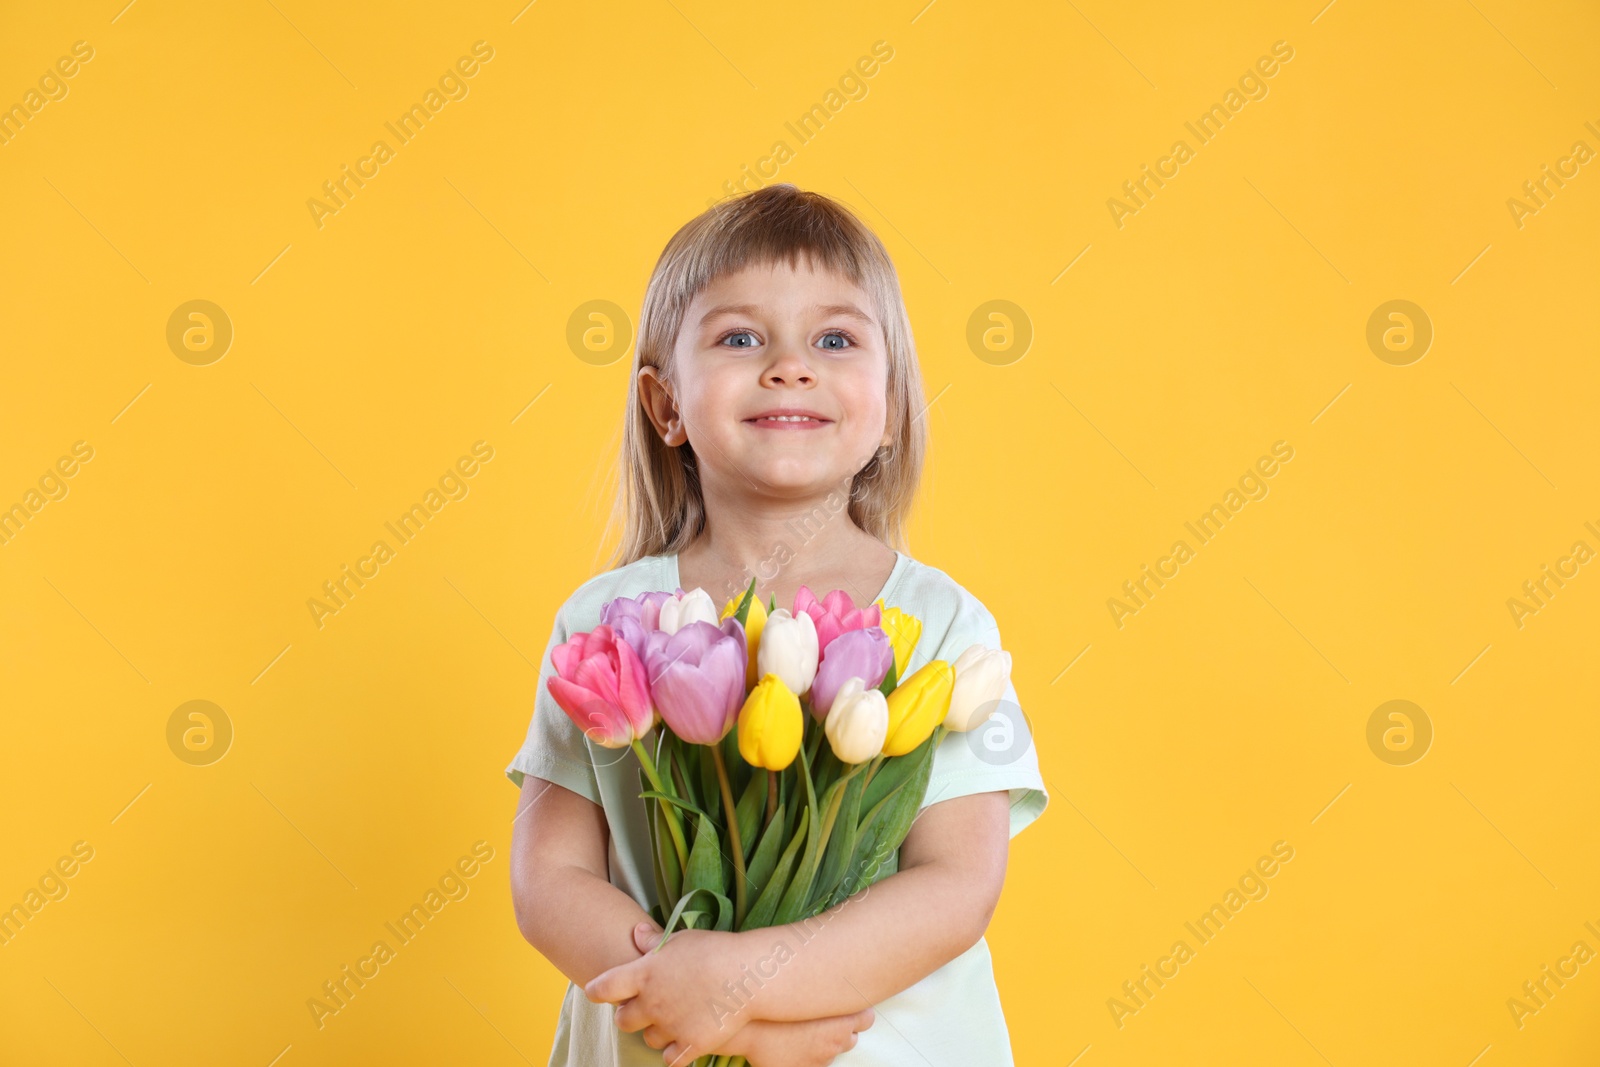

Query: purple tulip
left=809, top=626, right=894, bottom=721
left=601, top=588, right=682, bottom=661
left=644, top=617, right=748, bottom=744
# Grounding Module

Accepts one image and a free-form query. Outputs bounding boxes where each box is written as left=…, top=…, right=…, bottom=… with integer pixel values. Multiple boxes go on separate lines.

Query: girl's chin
left=734, top=466, right=847, bottom=494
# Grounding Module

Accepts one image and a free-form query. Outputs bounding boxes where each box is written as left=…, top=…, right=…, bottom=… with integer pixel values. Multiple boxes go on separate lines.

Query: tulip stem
left=711, top=743, right=748, bottom=927
left=632, top=737, right=689, bottom=875
left=766, top=769, right=778, bottom=826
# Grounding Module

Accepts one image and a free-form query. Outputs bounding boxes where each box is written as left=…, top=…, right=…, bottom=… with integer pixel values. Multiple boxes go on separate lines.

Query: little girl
left=506, top=184, right=1048, bottom=1066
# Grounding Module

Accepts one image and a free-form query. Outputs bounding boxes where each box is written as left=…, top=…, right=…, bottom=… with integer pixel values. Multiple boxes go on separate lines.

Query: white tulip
left=756, top=609, right=818, bottom=696
left=944, top=644, right=1011, bottom=732
left=659, top=587, right=719, bottom=635
left=824, top=677, right=889, bottom=764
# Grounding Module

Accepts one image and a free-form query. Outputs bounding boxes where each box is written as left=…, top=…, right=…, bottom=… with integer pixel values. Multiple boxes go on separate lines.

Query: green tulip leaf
left=642, top=768, right=669, bottom=910
left=659, top=887, right=732, bottom=937
left=861, top=729, right=937, bottom=815
left=638, top=790, right=713, bottom=823
left=735, top=769, right=768, bottom=863
left=658, top=887, right=705, bottom=940
left=698, top=749, right=720, bottom=826
left=733, top=576, right=758, bottom=626
left=811, top=738, right=850, bottom=800
left=781, top=744, right=807, bottom=844
left=832, top=734, right=939, bottom=902
left=743, top=807, right=809, bottom=930
left=744, top=801, right=787, bottom=901
left=683, top=812, right=727, bottom=897
left=660, top=802, right=684, bottom=903
left=658, top=731, right=701, bottom=814
left=814, top=769, right=867, bottom=903
left=644, top=776, right=684, bottom=907
left=777, top=762, right=788, bottom=821
left=774, top=747, right=839, bottom=925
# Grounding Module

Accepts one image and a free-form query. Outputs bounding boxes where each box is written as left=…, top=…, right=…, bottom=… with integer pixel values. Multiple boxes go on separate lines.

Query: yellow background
left=2, top=0, right=1597, bottom=1064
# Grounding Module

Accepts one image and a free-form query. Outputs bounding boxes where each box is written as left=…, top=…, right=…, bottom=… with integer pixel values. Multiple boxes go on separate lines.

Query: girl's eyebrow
left=698, top=302, right=877, bottom=327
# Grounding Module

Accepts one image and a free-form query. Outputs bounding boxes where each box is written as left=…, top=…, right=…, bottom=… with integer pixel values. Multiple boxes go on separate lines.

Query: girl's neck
left=676, top=523, right=897, bottom=613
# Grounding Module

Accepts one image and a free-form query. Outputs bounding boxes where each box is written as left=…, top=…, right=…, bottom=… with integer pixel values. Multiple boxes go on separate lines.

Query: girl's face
left=641, top=256, right=892, bottom=501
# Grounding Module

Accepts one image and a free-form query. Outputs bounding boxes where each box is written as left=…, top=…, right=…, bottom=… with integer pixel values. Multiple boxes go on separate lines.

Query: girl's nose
left=764, top=344, right=815, bottom=385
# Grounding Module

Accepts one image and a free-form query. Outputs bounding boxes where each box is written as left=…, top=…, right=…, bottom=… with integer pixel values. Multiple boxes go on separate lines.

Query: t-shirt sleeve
left=916, top=604, right=1049, bottom=841
left=504, top=600, right=604, bottom=805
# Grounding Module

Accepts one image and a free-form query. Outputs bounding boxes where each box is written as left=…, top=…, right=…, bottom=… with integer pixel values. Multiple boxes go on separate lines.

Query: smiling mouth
left=744, top=415, right=831, bottom=428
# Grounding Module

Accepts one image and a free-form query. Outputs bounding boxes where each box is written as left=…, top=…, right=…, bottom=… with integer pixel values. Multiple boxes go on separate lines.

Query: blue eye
left=716, top=329, right=858, bottom=351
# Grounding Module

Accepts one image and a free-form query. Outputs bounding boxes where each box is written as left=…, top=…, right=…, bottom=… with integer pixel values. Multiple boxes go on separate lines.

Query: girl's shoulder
left=551, top=553, right=675, bottom=633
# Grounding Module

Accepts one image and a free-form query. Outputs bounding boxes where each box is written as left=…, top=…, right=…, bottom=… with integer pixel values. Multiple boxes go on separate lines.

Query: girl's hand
left=689, top=1011, right=876, bottom=1067
left=585, top=922, right=754, bottom=1060
left=589, top=921, right=876, bottom=1065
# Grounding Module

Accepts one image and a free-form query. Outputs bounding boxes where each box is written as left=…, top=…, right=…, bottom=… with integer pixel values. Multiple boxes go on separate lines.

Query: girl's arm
left=589, top=789, right=1012, bottom=1053
left=510, top=775, right=884, bottom=1064
left=510, top=775, right=657, bottom=985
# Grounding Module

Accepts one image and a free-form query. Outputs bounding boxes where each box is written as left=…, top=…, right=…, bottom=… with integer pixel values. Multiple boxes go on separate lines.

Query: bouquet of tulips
left=547, top=578, right=1011, bottom=1067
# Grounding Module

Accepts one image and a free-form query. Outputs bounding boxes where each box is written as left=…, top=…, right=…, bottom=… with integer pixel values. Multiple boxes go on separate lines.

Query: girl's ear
left=638, top=366, right=688, bottom=446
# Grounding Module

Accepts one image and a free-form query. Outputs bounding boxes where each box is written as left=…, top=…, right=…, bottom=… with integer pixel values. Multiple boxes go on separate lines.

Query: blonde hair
left=604, top=184, right=927, bottom=571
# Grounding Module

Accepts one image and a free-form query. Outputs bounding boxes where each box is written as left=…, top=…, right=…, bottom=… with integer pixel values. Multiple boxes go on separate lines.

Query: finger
left=612, top=996, right=652, bottom=1033
left=633, top=920, right=665, bottom=953
left=854, top=1006, right=876, bottom=1030
left=641, top=1024, right=669, bottom=1050
left=584, top=963, right=642, bottom=1005
left=663, top=1042, right=698, bottom=1067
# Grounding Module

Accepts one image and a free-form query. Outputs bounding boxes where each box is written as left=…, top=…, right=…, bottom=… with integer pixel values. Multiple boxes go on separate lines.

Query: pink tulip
left=809, top=626, right=895, bottom=721
left=644, top=618, right=748, bottom=745
left=547, top=624, right=656, bottom=748
left=793, top=586, right=883, bottom=657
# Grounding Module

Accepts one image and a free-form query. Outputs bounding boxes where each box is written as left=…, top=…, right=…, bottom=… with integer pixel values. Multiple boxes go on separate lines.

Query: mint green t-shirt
left=506, top=550, right=1050, bottom=1066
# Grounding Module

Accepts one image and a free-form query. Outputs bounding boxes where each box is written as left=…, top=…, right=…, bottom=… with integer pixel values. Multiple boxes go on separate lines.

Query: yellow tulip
left=738, top=673, right=802, bottom=770
left=722, top=588, right=769, bottom=689
left=881, top=659, right=954, bottom=756
left=876, top=604, right=922, bottom=681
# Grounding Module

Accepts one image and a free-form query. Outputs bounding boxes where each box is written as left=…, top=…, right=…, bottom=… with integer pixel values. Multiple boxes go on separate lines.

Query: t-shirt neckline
left=663, top=548, right=908, bottom=611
